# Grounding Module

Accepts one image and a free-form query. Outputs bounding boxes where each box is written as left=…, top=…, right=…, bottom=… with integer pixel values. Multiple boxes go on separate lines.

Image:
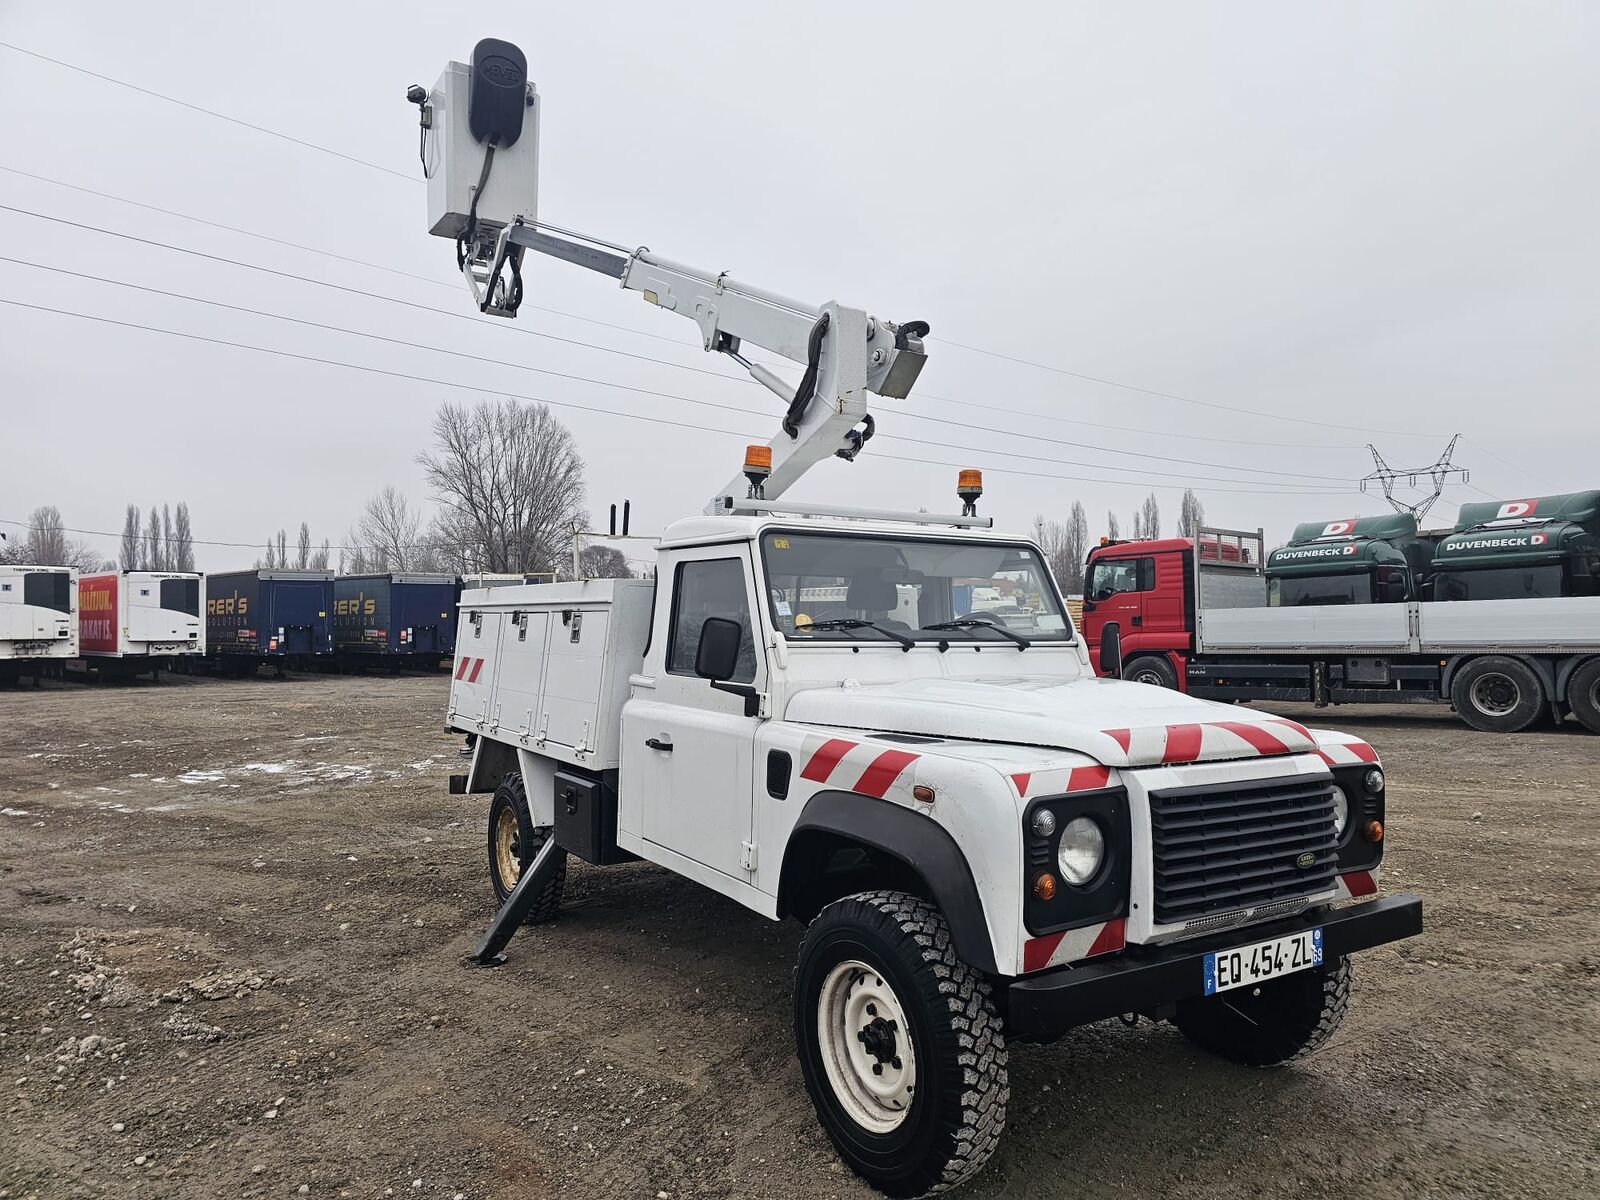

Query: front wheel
left=794, top=891, right=1007, bottom=1198
left=1125, top=654, right=1178, bottom=689
left=1173, top=956, right=1351, bottom=1066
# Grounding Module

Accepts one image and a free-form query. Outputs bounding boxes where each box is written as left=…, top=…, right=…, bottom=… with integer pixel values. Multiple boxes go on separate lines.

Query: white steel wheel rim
left=816, top=959, right=918, bottom=1134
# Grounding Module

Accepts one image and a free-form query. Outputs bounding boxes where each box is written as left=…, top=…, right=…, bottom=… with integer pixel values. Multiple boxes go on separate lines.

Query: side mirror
left=695, top=617, right=743, bottom=681
left=1098, top=621, right=1123, bottom=678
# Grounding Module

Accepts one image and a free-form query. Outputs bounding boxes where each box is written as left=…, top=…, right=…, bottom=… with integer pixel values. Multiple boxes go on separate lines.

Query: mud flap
left=468, top=835, right=561, bottom=967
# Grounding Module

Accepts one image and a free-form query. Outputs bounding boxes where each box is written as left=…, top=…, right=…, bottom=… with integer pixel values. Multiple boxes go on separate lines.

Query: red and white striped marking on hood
left=1098, top=717, right=1320, bottom=767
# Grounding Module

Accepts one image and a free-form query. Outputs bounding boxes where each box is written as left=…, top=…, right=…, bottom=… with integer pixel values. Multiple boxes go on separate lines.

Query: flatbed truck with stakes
left=415, top=38, right=1423, bottom=1195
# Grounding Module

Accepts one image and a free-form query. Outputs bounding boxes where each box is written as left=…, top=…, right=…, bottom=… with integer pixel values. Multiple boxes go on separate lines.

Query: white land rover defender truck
left=416, top=39, right=1423, bottom=1195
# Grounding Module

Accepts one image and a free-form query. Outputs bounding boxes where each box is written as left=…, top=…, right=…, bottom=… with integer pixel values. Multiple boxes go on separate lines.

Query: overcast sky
left=2, top=2, right=1595, bottom=571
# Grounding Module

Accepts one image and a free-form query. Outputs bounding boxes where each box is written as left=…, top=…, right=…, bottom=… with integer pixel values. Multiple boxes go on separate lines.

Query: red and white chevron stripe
left=1022, top=917, right=1126, bottom=972
left=453, top=656, right=486, bottom=683
left=1100, top=717, right=1317, bottom=765
left=1313, top=738, right=1379, bottom=767
left=796, top=735, right=920, bottom=799
left=1010, top=764, right=1112, bottom=799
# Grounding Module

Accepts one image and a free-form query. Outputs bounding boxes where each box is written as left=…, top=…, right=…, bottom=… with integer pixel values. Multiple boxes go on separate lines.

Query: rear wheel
left=1174, top=956, right=1351, bottom=1066
left=1124, top=654, right=1178, bottom=689
left=1451, top=656, right=1544, bottom=733
left=794, top=891, right=1007, bottom=1198
left=486, top=773, right=566, bottom=920
left=1566, top=658, right=1600, bottom=735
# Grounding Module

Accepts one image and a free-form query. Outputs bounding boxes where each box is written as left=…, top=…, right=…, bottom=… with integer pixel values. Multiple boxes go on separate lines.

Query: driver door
left=622, top=548, right=765, bottom=881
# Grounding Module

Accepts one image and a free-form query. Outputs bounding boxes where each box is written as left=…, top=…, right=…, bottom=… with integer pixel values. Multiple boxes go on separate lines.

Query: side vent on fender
left=766, top=751, right=792, bottom=800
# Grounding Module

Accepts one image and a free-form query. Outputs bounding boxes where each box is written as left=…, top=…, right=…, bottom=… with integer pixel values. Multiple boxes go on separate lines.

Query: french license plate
left=1203, top=928, right=1323, bottom=995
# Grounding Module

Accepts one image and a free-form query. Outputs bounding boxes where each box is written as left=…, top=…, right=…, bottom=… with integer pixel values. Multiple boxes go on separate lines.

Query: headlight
left=1057, top=816, right=1105, bottom=886
left=1331, top=785, right=1350, bottom=837
left=1364, top=767, right=1384, bottom=793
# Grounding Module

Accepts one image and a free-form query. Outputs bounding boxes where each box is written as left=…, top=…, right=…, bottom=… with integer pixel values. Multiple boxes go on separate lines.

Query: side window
left=669, top=558, right=757, bottom=682
left=1088, top=557, right=1153, bottom=601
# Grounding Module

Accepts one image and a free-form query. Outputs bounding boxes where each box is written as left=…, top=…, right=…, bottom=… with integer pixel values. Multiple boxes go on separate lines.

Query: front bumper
left=1006, top=893, right=1422, bottom=1041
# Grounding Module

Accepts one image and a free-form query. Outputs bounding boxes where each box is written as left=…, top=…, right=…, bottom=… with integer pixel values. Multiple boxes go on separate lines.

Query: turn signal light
left=1031, top=872, right=1057, bottom=901
left=1364, top=819, right=1384, bottom=843
left=912, top=784, right=935, bottom=803
left=744, top=445, right=773, bottom=474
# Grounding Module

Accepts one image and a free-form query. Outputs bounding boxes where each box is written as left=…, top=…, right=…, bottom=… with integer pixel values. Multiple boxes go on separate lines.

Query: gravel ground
left=0, top=673, right=1596, bottom=1199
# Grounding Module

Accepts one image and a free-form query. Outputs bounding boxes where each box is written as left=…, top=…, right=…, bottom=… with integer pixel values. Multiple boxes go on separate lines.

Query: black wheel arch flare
left=779, top=790, right=999, bottom=975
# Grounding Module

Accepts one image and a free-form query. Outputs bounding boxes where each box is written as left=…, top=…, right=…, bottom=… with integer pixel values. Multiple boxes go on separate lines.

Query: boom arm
left=477, top=220, right=927, bottom=513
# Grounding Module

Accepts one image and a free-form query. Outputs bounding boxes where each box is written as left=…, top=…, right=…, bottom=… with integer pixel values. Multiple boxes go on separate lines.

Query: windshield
left=1434, top=565, right=1568, bottom=601
left=760, top=531, right=1073, bottom=643
left=1269, top=573, right=1372, bottom=606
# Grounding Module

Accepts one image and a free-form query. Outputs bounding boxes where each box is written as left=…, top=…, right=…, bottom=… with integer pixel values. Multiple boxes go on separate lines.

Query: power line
left=0, top=296, right=1352, bottom=498
left=0, top=253, right=1348, bottom=490
left=0, top=208, right=1350, bottom=485
left=7, top=162, right=1369, bottom=457
left=0, top=163, right=714, bottom=353
left=0, top=46, right=1438, bottom=445
left=1462, top=437, right=1543, bottom=494
left=0, top=41, right=417, bottom=182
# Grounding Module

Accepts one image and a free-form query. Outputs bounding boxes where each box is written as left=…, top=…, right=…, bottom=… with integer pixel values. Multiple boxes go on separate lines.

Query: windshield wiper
left=923, top=618, right=1030, bottom=649
left=803, top=618, right=914, bottom=651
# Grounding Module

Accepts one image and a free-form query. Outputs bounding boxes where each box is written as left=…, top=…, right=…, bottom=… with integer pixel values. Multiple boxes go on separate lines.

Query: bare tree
left=146, top=506, right=163, bottom=571
left=1106, top=511, right=1120, bottom=540
left=14, top=506, right=103, bottom=571
left=120, top=505, right=142, bottom=569
left=161, top=505, right=173, bottom=570
left=274, top=529, right=288, bottom=570
left=579, top=545, right=633, bottom=579
left=1063, top=502, right=1090, bottom=593
left=355, top=487, right=422, bottom=571
left=418, top=399, right=588, bottom=576
left=172, top=502, right=195, bottom=571
left=1177, top=489, right=1206, bottom=538
left=1139, top=492, right=1164, bottom=540
left=310, top=538, right=331, bottom=571
left=296, top=522, right=311, bottom=570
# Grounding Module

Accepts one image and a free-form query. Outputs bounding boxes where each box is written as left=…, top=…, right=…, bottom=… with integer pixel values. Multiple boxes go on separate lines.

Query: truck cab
left=1264, top=514, right=1428, bottom=607
left=1431, top=491, right=1600, bottom=601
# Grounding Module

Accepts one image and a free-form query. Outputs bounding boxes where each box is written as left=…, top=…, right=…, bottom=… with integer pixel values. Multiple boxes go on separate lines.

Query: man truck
left=1082, top=498, right=1600, bottom=734
left=415, top=39, right=1422, bottom=1196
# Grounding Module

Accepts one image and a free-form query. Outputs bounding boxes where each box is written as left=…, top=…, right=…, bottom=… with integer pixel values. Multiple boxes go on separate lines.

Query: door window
left=668, top=558, right=757, bottom=682
left=1087, top=557, right=1153, bottom=602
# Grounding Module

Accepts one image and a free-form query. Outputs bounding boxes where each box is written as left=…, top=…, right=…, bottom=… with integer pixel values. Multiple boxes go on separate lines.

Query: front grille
left=1149, top=777, right=1337, bottom=925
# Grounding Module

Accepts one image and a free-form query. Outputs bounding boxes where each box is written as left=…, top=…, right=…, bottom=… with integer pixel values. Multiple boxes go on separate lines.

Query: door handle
left=1131, top=616, right=1143, bottom=627
left=645, top=736, right=674, bottom=752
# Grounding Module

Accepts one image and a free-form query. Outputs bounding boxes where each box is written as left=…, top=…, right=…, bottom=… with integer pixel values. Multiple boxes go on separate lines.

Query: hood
left=785, top=676, right=1320, bottom=768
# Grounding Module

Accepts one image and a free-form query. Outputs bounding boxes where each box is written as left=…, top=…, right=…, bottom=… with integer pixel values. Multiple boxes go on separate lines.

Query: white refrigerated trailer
left=0, top=565, right=77, bottom=684
left=77, top=570, right=205, bottom=679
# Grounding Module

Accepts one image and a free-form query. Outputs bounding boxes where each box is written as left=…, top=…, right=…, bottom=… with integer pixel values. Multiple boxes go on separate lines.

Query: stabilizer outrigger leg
left=467, top=835, right=562, bottom=967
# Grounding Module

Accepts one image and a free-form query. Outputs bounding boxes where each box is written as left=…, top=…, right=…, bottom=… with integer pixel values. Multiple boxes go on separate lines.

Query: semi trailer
left=205, top=569, right=336, bottom=676
left=0, top=564, right=77, bottom=684
left=77, top=570, right=205, bottom=679
left=333, top=573, right=458, bottom=668
left=415, top=39, right=1422, bottom=1196
left=1082, top=508, right=1600, bottom=734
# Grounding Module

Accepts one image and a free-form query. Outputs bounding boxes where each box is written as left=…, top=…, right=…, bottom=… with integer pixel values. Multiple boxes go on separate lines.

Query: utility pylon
left=1359, top=434, right=1469, bottom=524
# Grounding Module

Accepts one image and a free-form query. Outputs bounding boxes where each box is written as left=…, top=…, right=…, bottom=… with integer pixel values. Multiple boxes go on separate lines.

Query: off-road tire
left=1173, top=955, right=1352, bottom=1067
left=794, top=890, right=1007, bottom=1198
left=1451, top=655, right=1544, bottom=733
left=1125, top=654, right=1178, bottom=690
left=1566, top=658, right=1600, bottom=735
left=486, top=773, right=566, bottom=921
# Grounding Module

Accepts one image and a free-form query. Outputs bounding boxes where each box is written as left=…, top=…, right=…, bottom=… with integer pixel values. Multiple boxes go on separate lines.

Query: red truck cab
left=1079, top=537, right=1198, bottom=689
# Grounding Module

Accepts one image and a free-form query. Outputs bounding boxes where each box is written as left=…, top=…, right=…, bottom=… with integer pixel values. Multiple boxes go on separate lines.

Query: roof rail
left=719, top=497, right=993, bottom=529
